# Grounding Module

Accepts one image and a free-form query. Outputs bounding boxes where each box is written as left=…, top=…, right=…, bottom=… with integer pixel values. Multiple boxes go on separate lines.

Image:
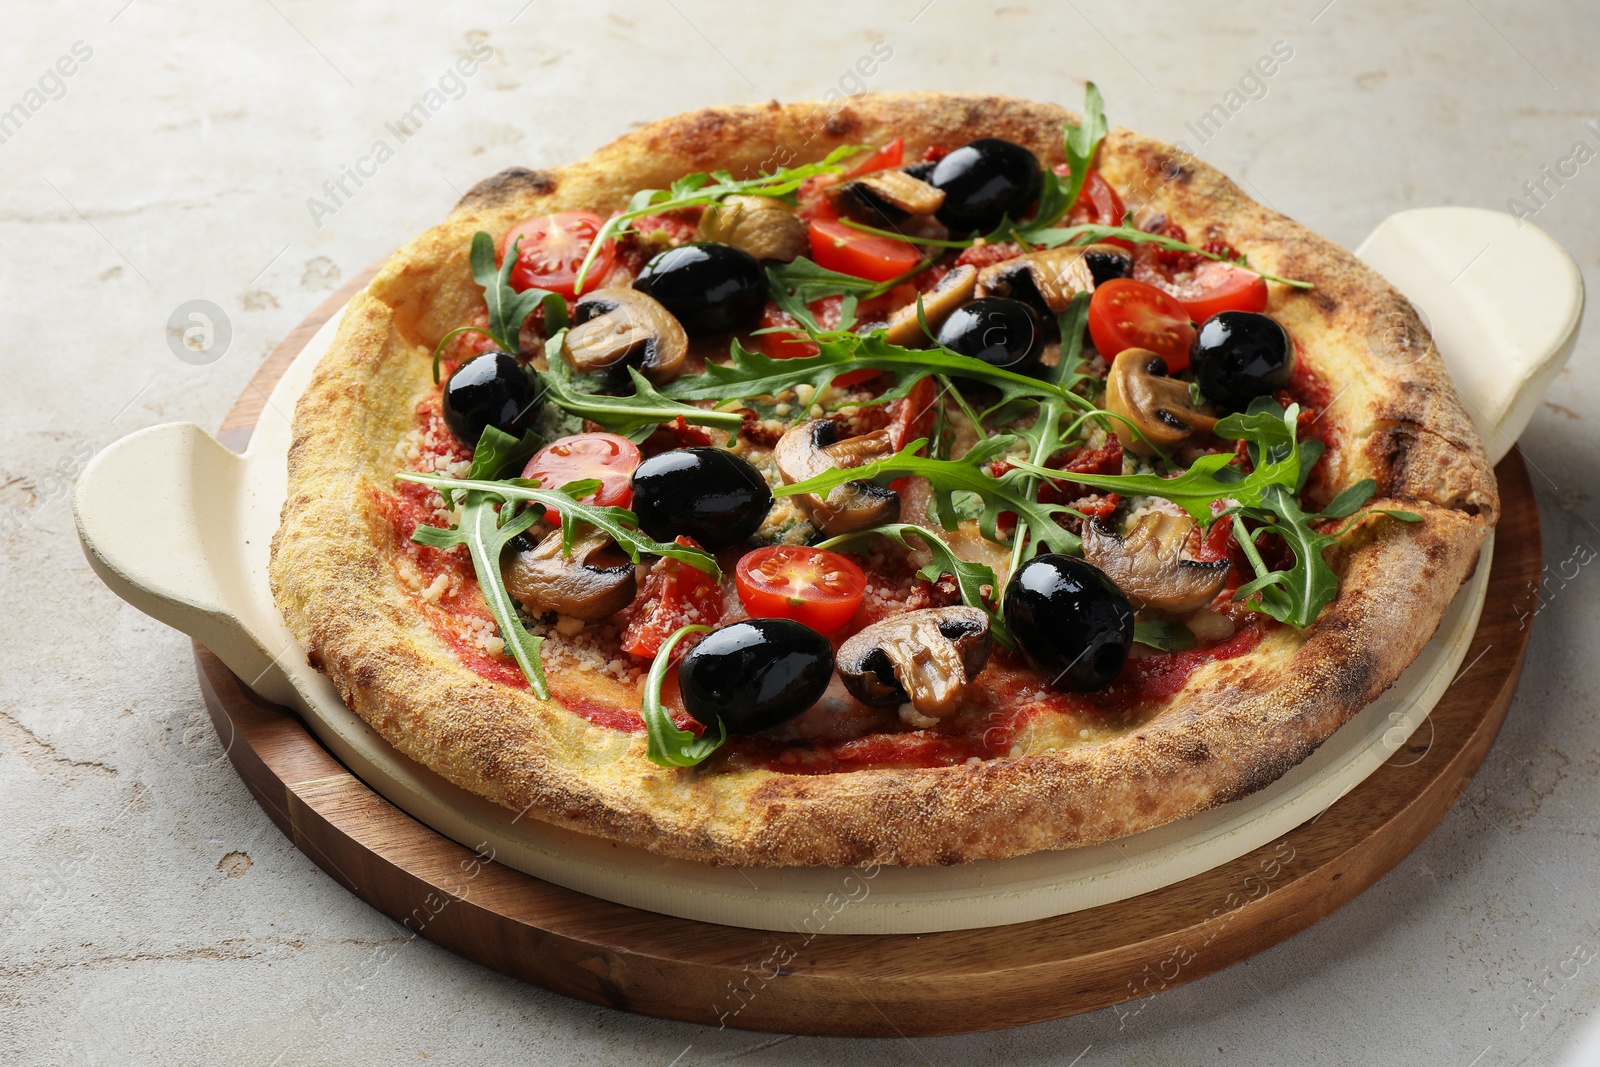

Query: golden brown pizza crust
left=269, top=93, right=1497, bottom=867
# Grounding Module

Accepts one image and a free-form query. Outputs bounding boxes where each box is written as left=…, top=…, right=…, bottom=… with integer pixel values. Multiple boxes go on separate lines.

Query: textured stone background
left=2, top=1, right=1598, bottom=1063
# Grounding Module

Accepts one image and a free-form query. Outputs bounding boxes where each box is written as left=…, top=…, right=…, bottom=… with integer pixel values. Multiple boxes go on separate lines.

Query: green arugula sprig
left=763, top=257, right=934, bottom=334
left=1003, top=292, right=1094, bottom=569
left=400, top=427, right=555, bottom=697
left=538, top=335, right=742, bottom=443
left=1133, top=620, right=1196, bottom=651
left=1022, top=81, right=1108, bottom=235
left=432, top=232, right=569, bottom=382
left=839, top=217, right=1314, bottom=290
left=395, top=426, right=721, bottom=695
left=818, top=523, right=1016, bottom=649
left=1226, top=482, right=1421, bottom=628
left=663, top=328, right=1089, bottom=419
left=641, top=624, right=726, bottom=768
left=573, top=146, right=868, bottom=291
left=777, top=435, right=1082, bottom=555
left=1023, top=399, right=1310, bottom=522
left=399, top=471, right=719, bottom=578
left=1022, top=223, right=1314, bottom=289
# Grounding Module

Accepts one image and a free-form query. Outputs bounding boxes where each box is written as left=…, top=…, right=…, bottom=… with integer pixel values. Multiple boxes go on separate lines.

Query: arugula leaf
left=1043, top=82, right=1108, bottom=229
left=538, top=337, right=743, bottom=443
left=1001, top=291, right=1095, bottom=568
left=396, top=470, right=720, bottom=578
left=1023, top=222, right=1313, bottom=289
left=432, top=232, right=570, bottom=383
left=1227, top=483, right=1422, bottom=628
left=818, top=523, right=1016, bottom=649
left=1316, top=478, right=1378, bottom=520
left=574, top=145, right=868, bottom=290
left=764, top=259, right=866, bottom=333
left=1029, top=400, right=1306, bottom=521
left=642, top=623, right=726, bottom=767
left=1133, top=619, right=1196, bottom=652
left=403, top=426, right=555, bottom=697
left=664, top=329, right=1087, bottom=418
left=776, top=436, right=1082, bottom=554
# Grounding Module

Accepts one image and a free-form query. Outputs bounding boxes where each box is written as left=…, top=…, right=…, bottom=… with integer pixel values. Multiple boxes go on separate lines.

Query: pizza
left=268, top=89, right=1498, bottom=867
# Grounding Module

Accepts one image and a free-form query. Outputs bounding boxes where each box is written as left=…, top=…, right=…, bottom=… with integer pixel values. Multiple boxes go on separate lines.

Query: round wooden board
left=199, top=271, right=1541, bottom=1037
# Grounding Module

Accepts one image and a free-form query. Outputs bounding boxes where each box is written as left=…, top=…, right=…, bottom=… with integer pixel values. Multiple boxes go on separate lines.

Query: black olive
left=1003, top=554, right=1134, bottom=692
left=935, top=297, right=1043, bottom=374
left=630, top=447, right=772, bottom=550
left=901, top=159, right=938, bottom=183
left=632, top=243, right=764, bottom=337
left=929, top=138, right=1042, bottom=234
left=441, top=351, right=541, bottom=448
left=679, top=619, right=835, bottom=735
left=1190, top=311, right=1295, bottom=411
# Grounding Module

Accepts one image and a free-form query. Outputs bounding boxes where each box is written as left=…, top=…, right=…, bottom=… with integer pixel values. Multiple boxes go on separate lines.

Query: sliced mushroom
left=837, top=606, right=992, bottom=718
left=696, top=195, right=808, bottom=262
left=773, top=420, right=900, bottom=536
left=881, top=265, right=978, bottom=346
left=1104, top=348, right=1219, bottom=457
left=1082, top=242, right=1134, bottom=286
left=976, top=244, right=1105, bottom=315
left=1081, top=511, right=1230, bottom=616
left=827, top=169, right=946, bottom=226
left=502, top=528, right=637, bottom=621
left=561, top=288, right=688, bottom=384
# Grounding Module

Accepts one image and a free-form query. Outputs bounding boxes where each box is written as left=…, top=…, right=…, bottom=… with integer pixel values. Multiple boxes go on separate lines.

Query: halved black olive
left=630, top=447, right=772, bottom=550
left=1190, top=311, right=1294, bottom=410
left=632, top=243, right=764, bottom=337
left=441, top=351, right=541, bottom=447
left=1003, top=554, right=1134, bottom=692
left=935, top=297, right=1044, bottom=374
left=929, top=138, right=1042, bottom=233
left=679, top=619, right=835, bottom=735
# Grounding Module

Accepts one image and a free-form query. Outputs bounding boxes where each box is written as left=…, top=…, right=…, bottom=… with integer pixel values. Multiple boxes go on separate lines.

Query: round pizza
left=268, top=89, right=1498, bottom=867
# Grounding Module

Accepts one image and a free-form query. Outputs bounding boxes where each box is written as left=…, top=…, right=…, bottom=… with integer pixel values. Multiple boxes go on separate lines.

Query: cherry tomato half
left=807, top=219, right=923, bottom=283
left=521, top=432, right=641, bottom=525
left=1053, top=165, right=1133, bottom=250
left=502, top=211, right=615, bottom=298
left=1087, top=278, right=1198, bottom=371
left=843, top=136, right=905, bottom=179
left=1157, top=260, right=1269, bottom=322
left=735, top=545, right=867, bottom=637
left=621, top=541, right=725, bottom=658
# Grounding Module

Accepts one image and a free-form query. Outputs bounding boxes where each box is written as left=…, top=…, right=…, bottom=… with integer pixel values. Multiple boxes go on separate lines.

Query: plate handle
left=1356, top=206, right=1585, bottom=464
left=73, top=422, right=297, bottom=706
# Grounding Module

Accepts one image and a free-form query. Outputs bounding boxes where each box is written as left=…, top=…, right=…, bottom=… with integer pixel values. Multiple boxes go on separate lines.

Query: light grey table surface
left=3, top=1, right=1598, bottom=1063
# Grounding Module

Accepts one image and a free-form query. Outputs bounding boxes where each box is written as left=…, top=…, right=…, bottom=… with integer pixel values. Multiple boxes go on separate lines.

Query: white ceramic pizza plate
left=76, top=207, right=1581, bottom=934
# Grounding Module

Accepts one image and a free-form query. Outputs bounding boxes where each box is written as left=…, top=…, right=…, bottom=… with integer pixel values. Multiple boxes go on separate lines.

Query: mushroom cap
left=1081, top=510, right=1230, bottom=616
left=976, top=245, right=1097, bottom=315
left=882, top=264, right=978, bottom=347
left=561, top=287, right=688, bottom=384
left=696, top=195, right=808, bottom=262
left=837, top=606, right=993, bottom=718
left=1104, top=348, right=1219, bottom=457
left=772, top=420, right=901, bottom=536
left=502, top=527, right=637, bottom=621
left=827, top=169, right=946, bottom=225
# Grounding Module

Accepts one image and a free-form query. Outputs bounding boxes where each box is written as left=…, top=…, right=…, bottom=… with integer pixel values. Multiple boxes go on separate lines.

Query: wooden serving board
left=198, top=271, right=1540, bottom=1036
